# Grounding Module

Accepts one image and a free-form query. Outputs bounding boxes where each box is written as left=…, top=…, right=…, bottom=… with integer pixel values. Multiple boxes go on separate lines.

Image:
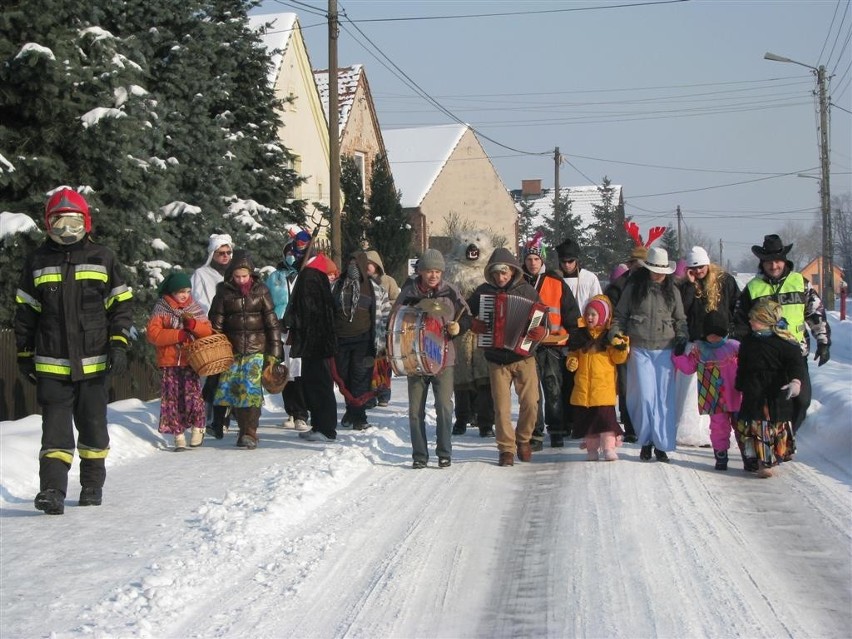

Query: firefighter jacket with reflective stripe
left=14, top=237, right=134, bottom=381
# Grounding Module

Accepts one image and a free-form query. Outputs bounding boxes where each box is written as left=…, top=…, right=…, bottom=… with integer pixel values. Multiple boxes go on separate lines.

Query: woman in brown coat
left=209, top=250, right=282, bottom=448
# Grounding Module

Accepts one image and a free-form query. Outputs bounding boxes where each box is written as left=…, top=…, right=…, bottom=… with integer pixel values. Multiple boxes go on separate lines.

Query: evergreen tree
left=661, top=225, right=679, bottom=260
left=339, top=154, right=367, bottom=258
left=587, top=177, right=630, bottom=274
left=541, top=188, right=585, bottom=270
left=516, top=198, right=536, bottom=253
left=366, top=154, right=410, bottom=282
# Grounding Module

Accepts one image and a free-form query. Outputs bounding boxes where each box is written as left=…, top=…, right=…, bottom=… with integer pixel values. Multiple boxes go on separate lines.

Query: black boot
left=654, top=448, right=671, bottom=463
left=713, top=449, right=728, bottom=471
left=549, top=433, right=564, bottom=448
left=640, top=444, right=653, bottom=461
left=479, top=425, right=495, bottom=438
left=34, top=488, right=65, bottom=515
left=452, top=420, right=467, bottom=435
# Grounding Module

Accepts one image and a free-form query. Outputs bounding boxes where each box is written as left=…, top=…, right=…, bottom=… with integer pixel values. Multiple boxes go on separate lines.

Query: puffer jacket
left=15, top=236, right=133, bottom=381
left=568, top=298, right=629, bottom=407
left=146, top=294, right=213, bottom=368
left=208, top=252, right=282, bottom=360
left=467, top=247, right=543, bottom=365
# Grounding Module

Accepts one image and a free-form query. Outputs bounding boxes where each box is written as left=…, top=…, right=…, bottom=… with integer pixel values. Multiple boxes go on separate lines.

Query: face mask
left=47, top=213, right=86, bottom=245
left=285, top=255, right=296, bottom=267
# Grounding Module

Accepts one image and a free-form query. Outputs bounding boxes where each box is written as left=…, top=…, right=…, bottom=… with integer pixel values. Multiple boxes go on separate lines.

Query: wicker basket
left=185, top=333, right=234, bottom=376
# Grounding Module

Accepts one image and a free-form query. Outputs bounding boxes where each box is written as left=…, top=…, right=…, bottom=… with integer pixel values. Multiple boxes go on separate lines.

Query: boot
left=585, top=435, right=600, bottom=461
left=34, top=488, right=65, bottom=515
left=517, top=442, right=532, bottom=462
left=208, top=406, right=228, bottom=439
left=757, top=462, right=774, bottom=478
left=79, top=486, right=102, bottom=506
left=189, top=427, right=205, bottom=448
left=479, top=425, right=495, bottom=438
left=601, top=433, right=618, bottom=461
left=653, top=448, right=670, bottom=463
left=530, top=436, right=544, bottom=452
left=549, top=433, right=564, bottom=448
left=241, top=407, right=261, bottom=449
left=452, top=420, right=467, bottom=435
left=174, top=433, right=187, bottom=451
left=498, top=451, right=514, bottom=466
left=640, top=444, right=653, bottom=461
left=713, top=449, right=728, bottom=471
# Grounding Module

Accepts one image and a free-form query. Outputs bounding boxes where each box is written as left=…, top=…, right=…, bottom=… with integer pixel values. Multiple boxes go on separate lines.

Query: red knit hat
left=584, top=295, right=612, bottom=328
left=45, top=188, right=92, bottom=232
left=305, top=253, right=338, bottom=275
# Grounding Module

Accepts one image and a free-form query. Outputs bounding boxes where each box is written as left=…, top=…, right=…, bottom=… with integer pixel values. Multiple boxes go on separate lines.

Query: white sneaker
left=280, top=416, right=295, bottom=429
left=189, top=427, right=205, bottom=447
left=174, top=433, right=187, bottom=451
left=294, top=418, right=310, bottom=432
left=302, top=430, right=335, bottom=442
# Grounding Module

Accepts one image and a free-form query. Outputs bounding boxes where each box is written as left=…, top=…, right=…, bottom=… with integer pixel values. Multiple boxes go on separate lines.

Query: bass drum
left=387, top=306, right=448, bottom=376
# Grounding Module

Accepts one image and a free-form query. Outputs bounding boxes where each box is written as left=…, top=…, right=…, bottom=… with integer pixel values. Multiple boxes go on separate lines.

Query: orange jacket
left=146, top=296, right=213, bottom=368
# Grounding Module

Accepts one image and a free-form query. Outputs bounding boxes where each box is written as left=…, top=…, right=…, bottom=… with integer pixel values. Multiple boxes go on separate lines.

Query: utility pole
left=817, top=64, right=835, bottom=308
left=676, top=205, right=682, bottom=258
left=328, top=0, right=341, bottom=264
left=719, top=238, right=723, bottom=268
left=554, top=146, right=561, bottom=214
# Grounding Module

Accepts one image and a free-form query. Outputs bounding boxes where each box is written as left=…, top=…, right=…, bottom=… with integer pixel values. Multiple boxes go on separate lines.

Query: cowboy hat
left=638, top=247, right=675, bottom=274
left=751, top=234, right=792, bottom=261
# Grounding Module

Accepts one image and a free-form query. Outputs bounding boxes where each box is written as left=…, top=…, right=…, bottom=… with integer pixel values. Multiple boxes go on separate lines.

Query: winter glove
left=445, top=321, right=460, bottom=337
left=177, top=330, right=193, bottom=344
left=565, top=356, right=579, bottom=372
left=182, top=315, right=197, bottom=332
left=611, top=334, right=629, bottom=351
left=781, top=379, right=801, bottom=400
left=814, top=343, right=830, bottom=367
left=672, top=337, right=688, bottom=357
left=470, top=318, right=488, bottom=334
left=17, top=355, right=36, bottom=385
left=527, top=325, right=547, bottom=342
left=109, top=346, right=128, bottom=376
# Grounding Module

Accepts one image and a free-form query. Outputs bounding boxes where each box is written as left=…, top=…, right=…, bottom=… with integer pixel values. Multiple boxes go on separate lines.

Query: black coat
left=735, top=332, right=806, bottom=422
left=678, top=270, right=740, bottom=341
left=284, top=266, right=337, bottom=359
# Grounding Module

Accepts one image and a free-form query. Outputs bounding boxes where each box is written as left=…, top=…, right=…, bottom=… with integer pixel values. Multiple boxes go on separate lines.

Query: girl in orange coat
left=147, top=272, right=213, bottom=450
left=566, top=295, right=630, bottom=461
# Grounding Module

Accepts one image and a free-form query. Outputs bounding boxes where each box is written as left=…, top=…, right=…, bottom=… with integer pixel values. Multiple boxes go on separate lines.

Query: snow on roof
left=512, top=184, right=624, bottom=229
left=314, top=65, right=362, bottom=134
left=248, top=13, right=297, bottom=86
left=383, top=124, right=468, bottom=208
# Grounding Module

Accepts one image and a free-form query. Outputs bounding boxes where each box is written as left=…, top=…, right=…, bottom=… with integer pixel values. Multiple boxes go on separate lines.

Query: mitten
left=781, top=379, right=801, bottom=400
left=527, top=325, right=547, bottom=342
left=470, top=318, right=488, bottom=334
left=445, top=321, right=460, bottom=337
left=611, top=334, right=629, bottom=351
left=177, top=330, right=193, bottom=344
left=109, top=346, right=128, bottom=376
left=814, top=343, right=830, bottom=367
left=17, top=355, right=36, bottom=385
left=565, top=356, right=579, bottom=372
left=182, top=316, right=197, bottom=332
left=672, top=337, right=688, bottom=356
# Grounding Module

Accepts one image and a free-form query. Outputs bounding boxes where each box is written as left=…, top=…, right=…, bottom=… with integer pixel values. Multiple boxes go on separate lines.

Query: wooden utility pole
left=676, top=205, right=683, bottom=257
left=553, top=146, right=561, bottom=213
left=719, top=238, right=723, bottom=268
left=817, top=64, right=834, bottom=308
left=328, top=0, right=341, bottom=264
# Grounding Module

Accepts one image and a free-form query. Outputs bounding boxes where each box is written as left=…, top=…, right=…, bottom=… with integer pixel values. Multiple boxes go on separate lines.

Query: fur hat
left=584, top=295, right=612, bottom=328
left=158, top=271, right=192, bottom=296
left=418, top=248, right=445, bottom=272
left=207, top=233, right=233, bottom=254
left=687, top=246, right=711, bottom=268
left=752, top=234, right=792, bottom=261
left=556, top=238, right=580, bottom=261
left=45, top=188, right=92, bottom=232
left=702, top=310, right=728, bottom=338
left=639, top=247, right=675, bottom=274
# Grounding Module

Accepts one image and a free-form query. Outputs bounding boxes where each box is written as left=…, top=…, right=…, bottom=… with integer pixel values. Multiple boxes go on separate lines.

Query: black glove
left=17, top=356, right=36, bottom=385
left=109, top=346, right=128, bottom=376
left=814, top=343, right=830, bottom=367
left=672, top=338, right=688, bottom=357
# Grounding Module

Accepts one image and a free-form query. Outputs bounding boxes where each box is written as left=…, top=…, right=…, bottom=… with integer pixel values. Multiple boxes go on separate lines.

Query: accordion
left=476, top=292, right=548, bottom=356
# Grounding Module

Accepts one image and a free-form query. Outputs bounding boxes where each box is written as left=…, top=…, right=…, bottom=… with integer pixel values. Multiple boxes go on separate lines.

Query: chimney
left=521, top=179, right=542, bottom=197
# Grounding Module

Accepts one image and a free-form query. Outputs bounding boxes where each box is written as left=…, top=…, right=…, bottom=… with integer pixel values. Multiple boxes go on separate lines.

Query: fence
left=0, top=329, right=161, bottom=421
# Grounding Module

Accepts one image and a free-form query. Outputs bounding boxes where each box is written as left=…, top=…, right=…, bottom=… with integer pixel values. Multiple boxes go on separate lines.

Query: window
left=353, top=152, right=366, bottom=192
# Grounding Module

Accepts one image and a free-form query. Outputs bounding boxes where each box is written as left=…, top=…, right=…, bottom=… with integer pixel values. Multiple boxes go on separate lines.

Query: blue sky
left=257, top=0, right=852, bottom=265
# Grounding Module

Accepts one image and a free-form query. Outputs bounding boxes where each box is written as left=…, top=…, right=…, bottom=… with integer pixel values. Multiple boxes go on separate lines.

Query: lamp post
left=764, top=52, right=834, bottom=308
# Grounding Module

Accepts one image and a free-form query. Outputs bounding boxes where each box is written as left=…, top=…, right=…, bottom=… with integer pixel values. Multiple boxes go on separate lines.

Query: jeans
left=407, top=366, right=454, bottom=462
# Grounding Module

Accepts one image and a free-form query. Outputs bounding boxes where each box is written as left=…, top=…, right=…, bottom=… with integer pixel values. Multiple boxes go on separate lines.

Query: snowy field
left=1, top=314, right=850, bottom=639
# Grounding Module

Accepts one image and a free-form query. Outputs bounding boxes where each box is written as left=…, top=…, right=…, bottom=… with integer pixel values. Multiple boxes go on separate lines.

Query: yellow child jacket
left=568, top=323, right=629, bottom=407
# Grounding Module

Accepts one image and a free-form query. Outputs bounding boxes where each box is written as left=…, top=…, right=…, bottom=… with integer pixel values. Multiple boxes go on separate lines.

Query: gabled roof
left=383, top=124, right=468, bottom=208
left=314, top=65, right=362, bottom=134
left=247, top=13, right=298, bottom=86
left=511, top=184, right=624, bottom=229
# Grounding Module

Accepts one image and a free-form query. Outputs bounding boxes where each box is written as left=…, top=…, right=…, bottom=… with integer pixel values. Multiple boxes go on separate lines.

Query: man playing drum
left=392, top=249, right=471, bottom=469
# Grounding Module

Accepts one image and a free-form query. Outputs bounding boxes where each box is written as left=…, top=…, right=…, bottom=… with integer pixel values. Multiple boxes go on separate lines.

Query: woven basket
left=184, top=333, right=234, bottom=376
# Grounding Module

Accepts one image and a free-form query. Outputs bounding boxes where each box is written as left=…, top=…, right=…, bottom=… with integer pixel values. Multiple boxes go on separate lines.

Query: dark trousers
left=456, top=383, right=495, bottom=427
left=792, top=358, right=812, bottom=434
left=282, top=377, right=308, bottom=421
left=37, top=375, right=109, bottom=496
left=615, top=362, right=635, bottom=438
left=532, top=347, right=565, bottom=441
left=302, top=357, right=338, bottom=438
left=335, top=336, right=372, bottom=424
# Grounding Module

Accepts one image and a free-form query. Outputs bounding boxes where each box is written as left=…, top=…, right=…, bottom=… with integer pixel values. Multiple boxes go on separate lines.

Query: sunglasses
left=561, top=258, right=577, bottom=263
left=214, top=250, right=233, bottom=256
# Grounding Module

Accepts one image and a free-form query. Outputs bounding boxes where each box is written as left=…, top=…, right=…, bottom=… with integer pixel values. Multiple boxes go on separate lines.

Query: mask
left=47, top=213, right=86, bottom=245
left=285, top=255, right=296, bottom=267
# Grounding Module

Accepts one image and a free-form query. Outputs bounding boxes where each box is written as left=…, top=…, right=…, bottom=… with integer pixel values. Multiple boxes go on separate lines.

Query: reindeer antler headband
left=624, top=221, right=665, bottom=248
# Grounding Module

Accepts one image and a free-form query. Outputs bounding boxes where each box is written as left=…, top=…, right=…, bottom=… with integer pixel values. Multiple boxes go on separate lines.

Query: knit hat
left=702, top=310, right=728, bottom=338
left=523, top=232, right=546, bottom=259
left=639, top=247, right=675, bottom=274
left=418, top=248, right=445, bottom=272
left=556, top=238, right=580, bottom=261
left=687, top=246, right=711, bottom=268
left=305, top=253, right=337, bottom=275
left=159, top=271, right=192, bottom=296
left=584, top=295, right=612, bottom=328
left=45, top=188, right=92, bottom=232
left=610, top=263, right=629, bottom=281
left=293, top=230, right=311, bottom=255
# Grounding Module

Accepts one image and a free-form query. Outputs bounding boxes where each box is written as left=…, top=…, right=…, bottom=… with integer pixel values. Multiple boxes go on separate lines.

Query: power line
left=629, top=169, right=813, bottom=199
left=826, top=0, right=851, bottom=70
left=269, top=0, right=326, bottom=17
left=818, top=0, right=844, bottom=66
left=342, top=0, right=690, bottom=23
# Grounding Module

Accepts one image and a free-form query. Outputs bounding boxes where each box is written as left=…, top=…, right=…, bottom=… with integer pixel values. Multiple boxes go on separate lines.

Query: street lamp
left=764, top=52, right=834, bottom=308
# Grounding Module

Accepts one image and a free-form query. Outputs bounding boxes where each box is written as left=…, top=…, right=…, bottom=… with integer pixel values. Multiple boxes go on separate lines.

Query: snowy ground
left=1, top=315, right=850, bottom=639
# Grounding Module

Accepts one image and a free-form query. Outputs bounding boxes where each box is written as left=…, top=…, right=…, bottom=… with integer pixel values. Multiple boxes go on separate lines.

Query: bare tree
left=832, top=193, right=851, bottom=279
